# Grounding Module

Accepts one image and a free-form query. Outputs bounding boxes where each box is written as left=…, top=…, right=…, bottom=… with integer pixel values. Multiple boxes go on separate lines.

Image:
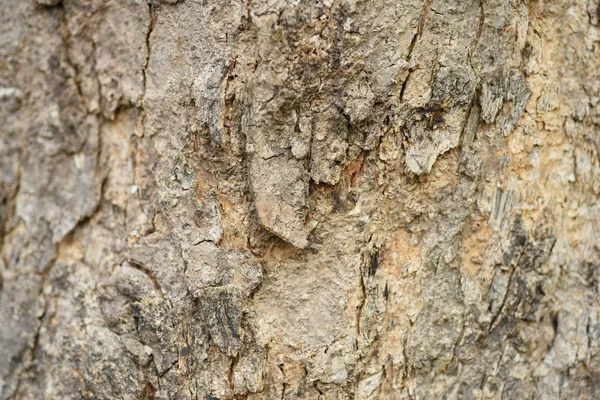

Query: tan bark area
left=1, top=0, right=600, bottom=399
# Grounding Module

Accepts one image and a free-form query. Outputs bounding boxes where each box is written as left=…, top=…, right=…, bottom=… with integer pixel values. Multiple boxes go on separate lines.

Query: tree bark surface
left=1, top=0, right=600, bottom=398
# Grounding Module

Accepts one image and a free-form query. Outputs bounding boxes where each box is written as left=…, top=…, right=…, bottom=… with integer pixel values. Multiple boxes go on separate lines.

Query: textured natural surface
left=1, top=0, right=600, bottom=398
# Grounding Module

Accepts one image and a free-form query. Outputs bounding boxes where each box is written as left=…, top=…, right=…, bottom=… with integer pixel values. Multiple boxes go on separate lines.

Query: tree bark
left=1, top=0, right=600, bottom=398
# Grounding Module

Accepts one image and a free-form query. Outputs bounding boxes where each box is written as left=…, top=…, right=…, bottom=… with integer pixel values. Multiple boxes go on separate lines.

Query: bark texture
left=1, top=0, right=600, bottom=398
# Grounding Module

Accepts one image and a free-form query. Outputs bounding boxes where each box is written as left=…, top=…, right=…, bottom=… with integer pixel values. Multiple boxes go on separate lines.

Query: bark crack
left=58, top=4, right=83, bottom=98
left=127, top=258, right=164, bottom=298
left=355, top=249, right=368, bottom=349
left=488, top=235, right=530, bottom=332
left=141, top=1, right=156, bottom=123
left=399, top=0, right=431, bottom=102
left=468, top=0, right=485, bottom=77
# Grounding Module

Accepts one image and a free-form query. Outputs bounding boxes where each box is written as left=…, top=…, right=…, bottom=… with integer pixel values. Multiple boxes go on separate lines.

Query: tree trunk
left=1, top=0, right=600, bottom=398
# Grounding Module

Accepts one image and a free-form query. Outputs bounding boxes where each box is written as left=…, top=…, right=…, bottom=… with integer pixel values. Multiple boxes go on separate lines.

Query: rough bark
left=1, top=0, right=600, bottom=398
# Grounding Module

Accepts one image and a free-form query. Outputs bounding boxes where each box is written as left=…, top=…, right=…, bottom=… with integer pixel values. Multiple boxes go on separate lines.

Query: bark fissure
left=141, top=2, right=155, bottom=112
